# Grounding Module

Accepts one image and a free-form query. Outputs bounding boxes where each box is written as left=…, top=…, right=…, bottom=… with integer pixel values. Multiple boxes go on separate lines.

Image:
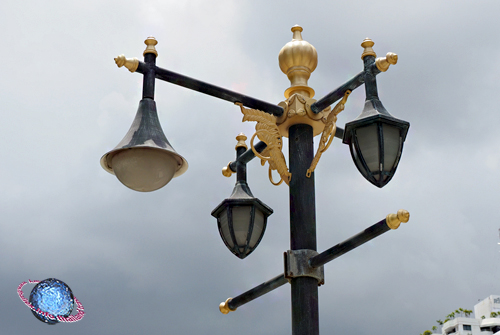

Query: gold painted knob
left=386, top=52, right=398, bottom=65
left=114, top=55, right=139, bottom=73
left=143, top=36, right=158, bottom=56
left=222, top=162, right=233, bottom=177
left=375, top=52, right=398, bottom=72
left=361, top=38, right=376, bottom=59
left=235, top=133, right=248, bottom=150
left=219, top=298, right=235, bottom=314
left=386, top=209, right=410, bottom=230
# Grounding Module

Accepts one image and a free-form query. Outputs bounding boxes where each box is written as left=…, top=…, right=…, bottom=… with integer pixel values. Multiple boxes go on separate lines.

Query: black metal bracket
left=284, top=250, right=324, bottom=286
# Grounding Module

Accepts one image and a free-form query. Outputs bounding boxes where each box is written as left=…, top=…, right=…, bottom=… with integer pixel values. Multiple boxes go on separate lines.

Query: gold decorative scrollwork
left=236, top=103, right=291, bottom=186
left=306, top=90, right=351, bottom=178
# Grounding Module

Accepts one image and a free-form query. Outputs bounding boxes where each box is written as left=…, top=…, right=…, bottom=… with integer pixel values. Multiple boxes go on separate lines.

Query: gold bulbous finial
left=143, top=36, right=158, bottom=57
left=278, top=25, right=317, bottom=98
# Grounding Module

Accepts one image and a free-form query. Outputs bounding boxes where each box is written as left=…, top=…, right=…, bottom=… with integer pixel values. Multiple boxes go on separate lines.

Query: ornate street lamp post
left=102, top=26, right=411, bottom=335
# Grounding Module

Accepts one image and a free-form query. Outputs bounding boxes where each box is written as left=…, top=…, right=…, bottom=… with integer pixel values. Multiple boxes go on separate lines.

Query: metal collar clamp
left=284, top=249, right=325, bottom=286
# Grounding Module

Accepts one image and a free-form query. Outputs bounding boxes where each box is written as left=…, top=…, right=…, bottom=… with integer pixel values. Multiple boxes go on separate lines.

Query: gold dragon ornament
left=306, top=90, right=351, bottom=177
left=237, top=103, right=291, bottom=186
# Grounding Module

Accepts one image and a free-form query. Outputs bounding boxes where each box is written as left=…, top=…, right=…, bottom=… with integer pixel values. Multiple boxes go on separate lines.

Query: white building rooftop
left=427, top=295, right=500, bottom=335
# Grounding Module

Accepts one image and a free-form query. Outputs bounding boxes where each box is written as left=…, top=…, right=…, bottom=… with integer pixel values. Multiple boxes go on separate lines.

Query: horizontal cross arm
left=309, top=210, right=409, bottom=268
left=136, top=62, right=284, bottom=117
left=219, top=274, right=288, bottom=314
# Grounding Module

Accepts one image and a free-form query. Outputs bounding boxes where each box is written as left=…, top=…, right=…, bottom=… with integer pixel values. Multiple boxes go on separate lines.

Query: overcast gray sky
left=1, top=0, right=499, bottom=334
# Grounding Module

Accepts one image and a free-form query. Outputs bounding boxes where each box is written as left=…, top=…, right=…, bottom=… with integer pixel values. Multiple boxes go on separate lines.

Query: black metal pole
left=289, top=124, right=318, bottom=335
left=235, top=144, right=247, bottom=182
left=142, top=54, right=156, bottom=99
left=362, top=54, right=380, bottom=101
left=309, top=218, right=390, bottom=268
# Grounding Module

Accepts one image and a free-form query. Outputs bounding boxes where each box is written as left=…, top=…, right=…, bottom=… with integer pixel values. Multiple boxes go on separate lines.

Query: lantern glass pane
left=351, top=142, right=368, bottom=177
left=356, top=124, right=379, bottom=173
left=382, top=124, right=401, bottom=171
left=231, top=206, right=252, bottom=247
left=249, top=208, right=265, bottom=248
left=219, top=208, right=233, bottom=248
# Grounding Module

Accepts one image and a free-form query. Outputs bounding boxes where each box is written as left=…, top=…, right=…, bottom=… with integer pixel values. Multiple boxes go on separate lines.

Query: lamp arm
left=308, top=209, right=410, bottom=268
left=219, top=274, right=288, bottom=314
left=134, top=61, right=284, bottom=117
left=310, top=62, right=384, bottom=114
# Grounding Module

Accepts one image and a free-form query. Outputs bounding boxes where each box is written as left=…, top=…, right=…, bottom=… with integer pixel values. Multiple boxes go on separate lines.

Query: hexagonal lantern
left=343, top=98, right=409, bottom=188
left=211, top=176, right=273, bottom=259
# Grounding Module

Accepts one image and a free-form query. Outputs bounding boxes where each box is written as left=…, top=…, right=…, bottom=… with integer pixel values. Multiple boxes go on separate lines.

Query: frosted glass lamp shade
left=111, top=147, right=180, bottom=192
left=100, top=98, right=188, bottom=192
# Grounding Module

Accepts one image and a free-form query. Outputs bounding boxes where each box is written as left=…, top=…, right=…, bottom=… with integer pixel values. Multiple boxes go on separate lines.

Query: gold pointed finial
left=386, top=209, right=410, bottom=230
left=361, top=38, right=376, bottom=59
left=278, top=25, right=317, bottom=98
left=143, top=36, right=158, bottom=57
left=291, top=24, right=303, bottom=39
